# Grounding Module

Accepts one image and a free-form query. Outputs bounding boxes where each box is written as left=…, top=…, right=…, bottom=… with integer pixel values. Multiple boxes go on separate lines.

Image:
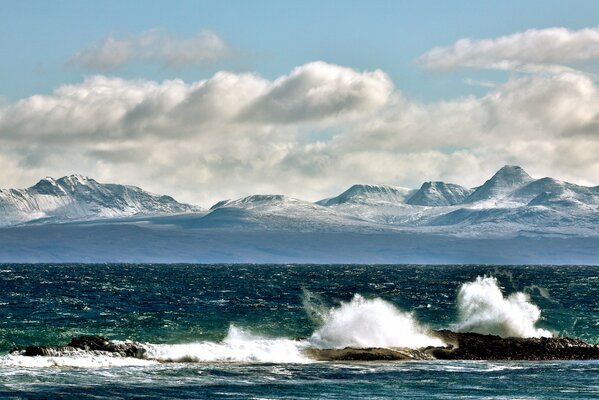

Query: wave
left=455, top=276, right=552, bottom=338
left=0, top=352, right=157, bottom=368
left=309, top=294, right=445, bottom=349
left=0, top=276, right=556, bottom=367
left=140, top=326, right=311, bottom=363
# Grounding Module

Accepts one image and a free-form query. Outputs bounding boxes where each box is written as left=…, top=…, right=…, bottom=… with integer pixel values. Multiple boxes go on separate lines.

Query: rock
left=306, top=347, right=434, bottom=361
left=429, top=330, right=599, bottom=361
left=14, top=332, right=599, bottom=362
left=305, top=331, right=599, bottom=362
left=17, top=335, right=146, bottom=359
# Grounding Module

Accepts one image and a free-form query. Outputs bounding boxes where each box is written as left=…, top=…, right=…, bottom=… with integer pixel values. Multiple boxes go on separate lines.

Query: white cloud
left=1, top=61, right=599, bottom=206
left=417, top=26, right=599, bottom=72
left=70, top=29, right=231, bottom=70
left=241, top=62, right=393, bottom=123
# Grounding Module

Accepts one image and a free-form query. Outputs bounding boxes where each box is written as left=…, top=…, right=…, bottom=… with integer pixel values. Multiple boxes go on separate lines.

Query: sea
left=0, top=264, right=597, bottom=399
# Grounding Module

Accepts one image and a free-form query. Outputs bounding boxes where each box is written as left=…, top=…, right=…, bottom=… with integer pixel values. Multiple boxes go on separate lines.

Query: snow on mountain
left=204, top=194, right=377, bottom=232
left=464, top=165, right=534, bottom=205
left=0, top=174, right=200, bottom=226
left=406, top=182, right=473, bottom=206
left=313, top=165, right=598, bottom=236
left=0, top=166, right=597, bottom=238
left=512, top=178, right=599, bottom=209
left=316, top=184, right=415, bottom=206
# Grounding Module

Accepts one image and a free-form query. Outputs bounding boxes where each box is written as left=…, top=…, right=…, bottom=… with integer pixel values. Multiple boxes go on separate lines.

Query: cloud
left=464, top=78, right=496, bottom=88
left=1, top=62, right=599, bottom=206
left=241, top=62, right=393, bottom=123
left=417, top=26, right=599, bottom=72
left=70, top=29, right=231, bottom=70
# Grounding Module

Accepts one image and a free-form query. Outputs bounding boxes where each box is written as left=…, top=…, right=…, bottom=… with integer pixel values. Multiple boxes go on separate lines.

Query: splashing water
left=141, top=325, right=311, bottom=363
left=455, top=276, right=552, bottom=338
left=309, top=294, right=445, bottom=349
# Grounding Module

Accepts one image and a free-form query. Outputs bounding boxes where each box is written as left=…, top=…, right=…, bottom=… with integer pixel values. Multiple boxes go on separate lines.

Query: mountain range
left=0, top=166, right=598, bottom=263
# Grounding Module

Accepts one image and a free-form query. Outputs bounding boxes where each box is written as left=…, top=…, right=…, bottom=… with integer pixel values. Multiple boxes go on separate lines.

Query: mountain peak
left=464, top=165, right=534, bottom=203
left=492, top=165, right=532, bottom=183
left=56, top=174, right=95, bottom=185
left=317, top=184, right=415, bottom=206
left=1, top=174, right=200, bottom=227
left=406, top=181, right=472, bottom=206
left=211, top=194, right=291, bottom=210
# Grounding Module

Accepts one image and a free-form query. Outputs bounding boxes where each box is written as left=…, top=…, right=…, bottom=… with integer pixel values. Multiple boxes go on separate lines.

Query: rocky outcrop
left=14, top=335, right=146, bottom=358
left=12, top=332, right=599, bottom=362
left=429, top=330, right=599, bottom=361
left=306, top=347, right=434, bottom=361
left=307, top=330, right=599, bottom=361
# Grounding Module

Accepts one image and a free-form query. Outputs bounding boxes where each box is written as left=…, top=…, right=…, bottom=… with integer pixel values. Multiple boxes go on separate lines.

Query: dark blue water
left=0, top=264, right=598, bottom=399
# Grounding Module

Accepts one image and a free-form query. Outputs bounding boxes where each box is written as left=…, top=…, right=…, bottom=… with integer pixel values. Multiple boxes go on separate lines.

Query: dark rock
left=304, top=331, right=599, bottom=362
left=429, top=330, right=599, bottom=361
left=15, top=332, right=599, bottom=362
left=18, top=335, right=146, bottom=359
left=306, top=347, right=434, bottom=361
left=68, top=335, right=110, bottom=351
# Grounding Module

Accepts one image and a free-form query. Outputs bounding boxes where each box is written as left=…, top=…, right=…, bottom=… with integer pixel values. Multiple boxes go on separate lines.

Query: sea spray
left=301, top=289, right=328, bottom=325
left=309, top=294, right=445, bottom=349
left=140, top=325, right=311, bottom=363
left=455, top=276, right=552, bottom=338
left=0, top=353, right=157, bottom=368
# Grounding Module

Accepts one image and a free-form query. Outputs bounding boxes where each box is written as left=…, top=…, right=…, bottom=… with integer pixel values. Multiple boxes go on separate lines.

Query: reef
left=14, top=335, right=146, bottom=358
left=11, top=331, right=599, bottom=362
left=307, top=330, right=599, bottom=361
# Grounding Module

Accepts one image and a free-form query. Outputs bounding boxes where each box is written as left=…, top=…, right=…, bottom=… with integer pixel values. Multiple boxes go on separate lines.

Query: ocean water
left=0, top=264, right=597, bottom=399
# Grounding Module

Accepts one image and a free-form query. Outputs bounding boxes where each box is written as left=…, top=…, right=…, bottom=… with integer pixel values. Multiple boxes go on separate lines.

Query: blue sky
left=1, top=1, right=599, bottom=205
left=3, top=0, right=599, bottom=101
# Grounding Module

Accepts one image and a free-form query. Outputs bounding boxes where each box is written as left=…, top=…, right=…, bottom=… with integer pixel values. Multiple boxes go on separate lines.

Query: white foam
left=309, top=294, right=445, bottom=349
left=0, top=352, right=157, bottom=368
left=455, top=276, right=552, bottom=338
left=140, top=325, right=311, bottom=363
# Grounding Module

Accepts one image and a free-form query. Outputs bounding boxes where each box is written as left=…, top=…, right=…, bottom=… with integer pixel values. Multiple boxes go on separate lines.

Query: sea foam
left=0, top=277, right=558, bottom=368
left=309, top=294, right=445, bottom=349
left=0, top=352, right=157, bottom=368
left=140, top=325, right=311, bottom=363
left=455, top=276, right=552, bottom=338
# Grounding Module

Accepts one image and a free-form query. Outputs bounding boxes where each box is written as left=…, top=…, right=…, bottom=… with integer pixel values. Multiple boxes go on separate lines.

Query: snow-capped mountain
left=0, top=166, right=597, bottom=238
left=313, top=165, right=598, bottom=236
left=463, top=165, right=533, bottom=205
left=0, top=174, right=200, bottom=226
left=205, top=194, right=376, bottom=232
left=511, top=177, right=599, bottom=209
left=316, top=184, right=415, bottom=206
left=406, top=182, right=473, bottom=206
left=1, top=167, right=598, bottom=263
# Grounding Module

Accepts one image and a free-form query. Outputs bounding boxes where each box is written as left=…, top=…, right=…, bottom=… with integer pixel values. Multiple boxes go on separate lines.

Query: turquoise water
left=0, top=264, right=598, bottom=399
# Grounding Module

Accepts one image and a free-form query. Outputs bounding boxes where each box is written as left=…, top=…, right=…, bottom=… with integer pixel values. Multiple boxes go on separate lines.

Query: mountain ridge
left=0, top=166, right=597, bottom=239
left=0, top=174, right=200, bottom=226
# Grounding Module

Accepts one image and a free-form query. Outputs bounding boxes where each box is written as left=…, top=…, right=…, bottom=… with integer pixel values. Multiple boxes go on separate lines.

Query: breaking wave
left=309, top=294, right=445, bottom=349
left=141, top=326, right=311, bottom=363
left=455, top=276, right=552, bottom=338
left=0, top=352, right=157, bottom=368
left=0, top=276, right=556, bottom=367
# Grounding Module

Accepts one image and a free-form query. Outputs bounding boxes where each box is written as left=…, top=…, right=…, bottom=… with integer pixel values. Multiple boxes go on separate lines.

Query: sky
left=1, top=0, right=599, bottom=206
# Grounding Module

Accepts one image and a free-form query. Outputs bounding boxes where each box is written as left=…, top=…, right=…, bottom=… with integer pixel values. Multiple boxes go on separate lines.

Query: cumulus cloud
left=417, top=26, right=599, bottom=72
left=70, top=29, right=231, bottom=70
left=1, top=61, right=599, bottom=206
left=241, top=62, right=393, bottom=123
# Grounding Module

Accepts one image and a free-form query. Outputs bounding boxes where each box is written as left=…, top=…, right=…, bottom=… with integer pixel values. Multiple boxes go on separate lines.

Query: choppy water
left=0, top=264, right=598, bottom=399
